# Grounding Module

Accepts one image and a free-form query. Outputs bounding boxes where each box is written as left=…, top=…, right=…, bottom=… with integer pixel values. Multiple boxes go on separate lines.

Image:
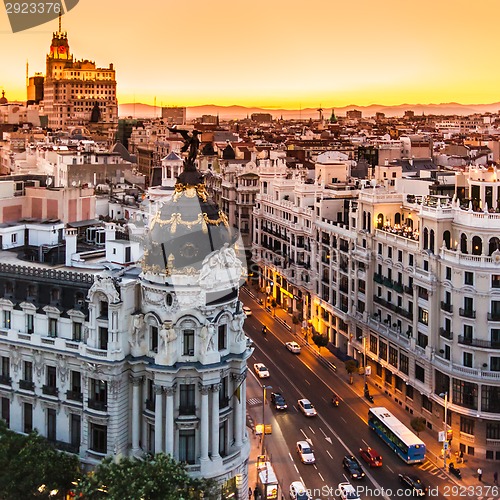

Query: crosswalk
left=247, top=397, right=262, bottom=406
left=417, top=460, right=449, bottom=480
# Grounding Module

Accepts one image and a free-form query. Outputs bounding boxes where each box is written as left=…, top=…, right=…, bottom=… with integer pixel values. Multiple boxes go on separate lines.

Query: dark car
left=342, top=455, right=365, bottom=480
left=398, top=474, right=427, bottom=497
left=270, top=392, right=287, bottom=410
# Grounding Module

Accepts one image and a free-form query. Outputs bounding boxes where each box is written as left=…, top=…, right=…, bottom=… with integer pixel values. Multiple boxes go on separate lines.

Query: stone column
left=154, top=384, right=163, bottom=454
left=241, top=377, right=248, bottom=442
left=130, top=376, right=143, bottom=454
left=199, top=383, right=210, bottom=461
left=165, top=385, right=176, bottom=456
left=232, top=373, right=245, bottom=447
left=210, top=383, right=221, bottom=459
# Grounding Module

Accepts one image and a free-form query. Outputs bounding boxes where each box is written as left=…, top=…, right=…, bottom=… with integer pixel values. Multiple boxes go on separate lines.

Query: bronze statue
left=168, top=126, right=201, bottom=170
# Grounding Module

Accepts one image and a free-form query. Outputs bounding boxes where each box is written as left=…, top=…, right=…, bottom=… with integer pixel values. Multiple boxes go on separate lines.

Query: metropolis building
left=0, top=162, right=251, bottom=497
left=254, top=163, right=500, bottom=460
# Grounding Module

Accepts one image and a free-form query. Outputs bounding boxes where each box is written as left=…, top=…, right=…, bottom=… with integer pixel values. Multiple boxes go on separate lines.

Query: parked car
left=338, top=482, right=361, bottom=500
left=296, top=440, right=315, bottom=464
left=270, top=392, right=287, bottom=410
left=297, top=399, right=317, bottom=417
left=242, top=306, right=252, bottom=316
left=285, top=341, right=301, bottom=354
left=398, top=474, right=427, bottom=497
left=359, top=447, right=382, bottom=467
left=342, top=455, right=365, bottom=480
left=253, top=363, right=270, bottom=378
left=289, top=480, right=311, bottom=500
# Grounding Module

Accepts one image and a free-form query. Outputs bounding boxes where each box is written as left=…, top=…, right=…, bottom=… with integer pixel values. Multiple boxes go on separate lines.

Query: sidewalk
left=242, top=285, right=500, bottom=489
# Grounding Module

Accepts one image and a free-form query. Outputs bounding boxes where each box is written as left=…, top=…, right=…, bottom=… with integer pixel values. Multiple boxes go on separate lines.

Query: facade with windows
left=0, top=172, right=251, bottom=496
left=254, top=164, right=500, bottom=459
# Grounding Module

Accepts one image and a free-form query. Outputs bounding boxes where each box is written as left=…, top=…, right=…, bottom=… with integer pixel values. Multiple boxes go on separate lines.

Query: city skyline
left=1, top=0, right=500, bottom=108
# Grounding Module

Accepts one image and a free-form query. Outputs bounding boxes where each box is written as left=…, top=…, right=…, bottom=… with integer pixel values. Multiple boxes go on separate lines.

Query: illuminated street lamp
left=261, top=384, right=272, bottom=456
left=439, top=392, right=449, bottom=470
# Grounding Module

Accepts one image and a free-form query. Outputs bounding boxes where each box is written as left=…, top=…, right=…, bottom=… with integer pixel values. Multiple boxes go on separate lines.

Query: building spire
left=58, top=10, right=62, bottom=33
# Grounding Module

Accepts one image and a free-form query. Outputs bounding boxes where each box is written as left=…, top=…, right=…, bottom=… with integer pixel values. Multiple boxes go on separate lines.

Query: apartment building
left=253, top=164, right=500, bottom=459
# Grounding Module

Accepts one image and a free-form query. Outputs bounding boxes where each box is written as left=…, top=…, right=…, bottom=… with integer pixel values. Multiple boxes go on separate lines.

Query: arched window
left=460, top=233, right=468, bottom=254
left=430, top=229, right=435, bottom=254
left=472, top=236, right=482, bottom=256
left=443, top=231, right=451, bottom=250
left=377, top=213, right=384, bottom=229
left=423, top=228, right=429, bottom=250
left=406, top=218, right=413, bottom=229
left=394, top=213, right=401, bottom=225
left=489, top=237, right=500, bottom=256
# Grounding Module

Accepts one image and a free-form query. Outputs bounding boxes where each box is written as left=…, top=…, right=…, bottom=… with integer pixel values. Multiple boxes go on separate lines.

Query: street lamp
left=439, top=392, right=449, bottom=470
left=262, top=384, right=272, bottom=457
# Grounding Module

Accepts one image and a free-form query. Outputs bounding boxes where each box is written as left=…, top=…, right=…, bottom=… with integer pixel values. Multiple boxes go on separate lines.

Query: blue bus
left=368, top=407, right=426, bottom=464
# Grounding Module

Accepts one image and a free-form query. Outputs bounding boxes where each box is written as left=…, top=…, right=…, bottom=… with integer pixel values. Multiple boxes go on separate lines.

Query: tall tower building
left=42, top=17, right=117, bottom=128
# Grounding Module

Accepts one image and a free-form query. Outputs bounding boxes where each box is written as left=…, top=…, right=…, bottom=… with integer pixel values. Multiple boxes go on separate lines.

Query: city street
left=244, top=299, right=464, bottom=500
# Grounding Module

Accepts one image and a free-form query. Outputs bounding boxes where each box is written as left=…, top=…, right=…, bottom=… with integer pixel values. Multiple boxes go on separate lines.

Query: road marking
left=318, top=472, right=325, bottom=481
left=340, top=417, right=347, bottom=423
left=247, top=398, right=262, bottom=406
left=313, top=464, right=318, bottom=470
left=304, top=379, right=311, bottom=385
left=362, top=439, right=369, bottom=447
left=300, top=429, right=309, bottom=440
left=294, top=464, right=299, bottom=473
left=319, top=428, right=333, bottom=444
left=309, top=426, right=316, bottom=434
left=327, top=450, right=333, bottom=459
left=343, top=473, right=349, bottom=482
left=387, top=466, right=394, bottom=473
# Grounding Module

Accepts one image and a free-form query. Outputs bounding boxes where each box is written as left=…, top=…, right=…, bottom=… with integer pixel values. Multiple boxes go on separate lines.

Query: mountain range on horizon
left=118, top=102, right=500, bottom=121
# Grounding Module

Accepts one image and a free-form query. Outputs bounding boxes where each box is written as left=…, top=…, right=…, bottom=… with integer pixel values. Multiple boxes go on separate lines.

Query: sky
left=0, top=0, right=499, bottom=109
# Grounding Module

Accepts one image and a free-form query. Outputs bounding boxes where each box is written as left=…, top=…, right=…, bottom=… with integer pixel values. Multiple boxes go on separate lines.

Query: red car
left=359, top=447, right=382, bottom=467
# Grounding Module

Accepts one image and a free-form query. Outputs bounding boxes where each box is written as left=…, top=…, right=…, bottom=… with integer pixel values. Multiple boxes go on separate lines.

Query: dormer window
left=99, top=300, right=108, bottom=319
left=50, top=288, right=60, bottom=304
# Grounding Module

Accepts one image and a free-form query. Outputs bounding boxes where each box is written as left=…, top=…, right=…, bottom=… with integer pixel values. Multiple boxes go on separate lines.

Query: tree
left=292, top=315, right=300, bottom=333
left=344, top=360, right=358, bottom=384
left=0, top=420, right=81, bottom=499
left=74, top=453, right=219, bottom=500
left=271, top=299, right=277, bottom=316
left=410, top=417, right=426, bottom=436
left=312, top=333, right=328, bottom=353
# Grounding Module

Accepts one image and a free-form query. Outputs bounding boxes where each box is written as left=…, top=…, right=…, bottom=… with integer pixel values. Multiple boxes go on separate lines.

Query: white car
left=297, top=398, right=317, bottom=417
left=338, top=482, right=361, bottom=500
left=253, top=363, right=270, bottom=378
left=243, top=306, right=252, bottom=316
left=296, top=441, right=315, bottom=464
left=285, top=341, right=301, bottom=354
left=289, top=480, right=311, bottom=499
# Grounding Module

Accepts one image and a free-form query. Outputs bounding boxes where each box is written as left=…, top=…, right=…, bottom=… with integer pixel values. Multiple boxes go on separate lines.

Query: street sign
left=443, top=442, right=449, bottom=451
left=438, top=431, right=445, bottom=442
left=365, top=366, right=372, bottom=376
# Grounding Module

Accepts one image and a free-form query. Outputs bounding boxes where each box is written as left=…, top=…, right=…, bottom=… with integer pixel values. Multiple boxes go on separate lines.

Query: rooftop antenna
left=154, top=96, right=156, bottom=119
left=317, top=104, right=323, bottom=121
left=58, top=10, right=61, bottom=33
left=26, top=60, right=29, bottom=88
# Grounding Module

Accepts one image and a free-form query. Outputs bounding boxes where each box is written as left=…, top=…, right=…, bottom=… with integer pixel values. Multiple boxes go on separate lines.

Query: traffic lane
left=246, top=315, right=451, bottom=498
left=249, top=342, right=448, bottom=499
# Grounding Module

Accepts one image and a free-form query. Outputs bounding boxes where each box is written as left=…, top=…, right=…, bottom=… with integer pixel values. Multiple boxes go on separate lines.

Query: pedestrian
left=459, top=450, right=464, bottom=463
left=494, top=471, right=498, bottom=485
left=249, top=487, right=252, bottom=499
left=478, top=467, right=483, bottom=481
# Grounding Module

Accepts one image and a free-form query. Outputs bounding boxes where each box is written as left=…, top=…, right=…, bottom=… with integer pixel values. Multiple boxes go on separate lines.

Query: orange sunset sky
left=0, top=0, right=499, bottom=109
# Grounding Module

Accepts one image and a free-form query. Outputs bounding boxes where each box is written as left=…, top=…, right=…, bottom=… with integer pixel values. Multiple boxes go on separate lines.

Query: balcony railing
left=145, top=399, right=155, bottom=411
left=459, top=308, right=476, bottom=319
left=488, top=312, right=500, bottom=321
left=404, top=285, right=413, bottom=294
left=42, top=385, right=58, bottom=397
left=439, top=328, right=453, bottom=340
left=219, top=397, right=230, bottom=409
left=0, top=374, right=12, bottom=386
left=19, top=379, right=35, bottom=391
left=458, top=336, right=500, bottom=349
left=66, top=390, right=83, bottom=402
left=441, top=301, right=453, bottom=313
left=87, top=399, right=107, bottom=411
